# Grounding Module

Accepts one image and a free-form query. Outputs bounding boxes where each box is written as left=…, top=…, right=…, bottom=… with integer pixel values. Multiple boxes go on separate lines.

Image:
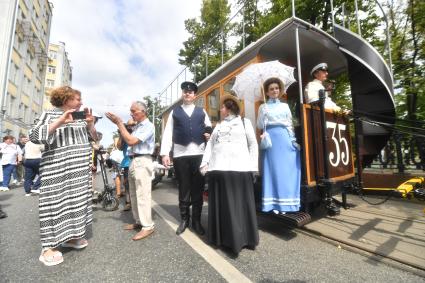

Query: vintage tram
left=160, top=16, right=395, bottom=226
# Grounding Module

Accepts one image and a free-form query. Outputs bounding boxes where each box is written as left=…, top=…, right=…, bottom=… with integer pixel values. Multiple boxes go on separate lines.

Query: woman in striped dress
left=30, top=86, right=98, bottom=266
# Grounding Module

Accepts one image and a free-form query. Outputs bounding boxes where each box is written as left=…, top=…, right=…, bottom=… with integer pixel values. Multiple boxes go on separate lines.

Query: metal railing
left=366, top=133, right=425, bottom=173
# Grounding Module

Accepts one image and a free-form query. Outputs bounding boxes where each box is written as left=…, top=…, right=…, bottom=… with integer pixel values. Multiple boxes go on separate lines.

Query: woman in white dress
left=201, top=94, right=259, bottom=255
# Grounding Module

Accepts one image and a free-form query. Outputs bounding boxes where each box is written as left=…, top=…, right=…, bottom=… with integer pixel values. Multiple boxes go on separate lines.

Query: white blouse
left=201, top=115, right=258, bottom=172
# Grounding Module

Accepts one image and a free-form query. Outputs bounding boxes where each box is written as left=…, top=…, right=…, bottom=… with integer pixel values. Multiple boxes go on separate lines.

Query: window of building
left=48, top=65, right=56, bottom=74
left=23, top=76, right=31, bottom=94
left=9, top=63, right=19, bottom=84
left=48, top=50, right=57, bottom=60
left=46, top=79, right=54, bottom=87
left=23, top=105, right=29, bottom=123
left=8, top=96, right=17, bottom=118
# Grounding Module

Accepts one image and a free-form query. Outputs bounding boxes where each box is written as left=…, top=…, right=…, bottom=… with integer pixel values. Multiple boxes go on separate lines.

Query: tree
left=143, top=95, right=165, bottom=142
left=233, top=0, right=261, bottom=53
left=387, top=0, right=425, bottom=123
left=179, top=0, right=232, bottom=83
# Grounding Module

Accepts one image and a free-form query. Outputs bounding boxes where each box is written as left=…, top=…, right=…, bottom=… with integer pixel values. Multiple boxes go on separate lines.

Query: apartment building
left=43, top=42, right=72, bottom=110
left=0, top=0, right=52, bottom=138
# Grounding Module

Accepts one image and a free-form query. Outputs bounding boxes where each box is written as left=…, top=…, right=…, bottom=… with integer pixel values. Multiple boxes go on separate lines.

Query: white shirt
left=160, top=103, right=212, bottom=158
left=304, top=79, right=341, bottom=111
left=128, top=119, right=155, bottom=155
left=201, top=116, right=258, bottom=172
left=24, top=141, right=44, bottom=159
left=0, top=143, right=23, bottom=165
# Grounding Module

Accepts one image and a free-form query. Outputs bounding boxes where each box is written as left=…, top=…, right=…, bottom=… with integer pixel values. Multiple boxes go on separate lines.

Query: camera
left=124, top=123, right=134, bottom=134
left=71, top=111, right=87, bottom=120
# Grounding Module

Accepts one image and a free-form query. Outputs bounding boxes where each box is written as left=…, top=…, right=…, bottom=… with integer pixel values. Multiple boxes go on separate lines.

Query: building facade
left=0, top=0, right=52, bottom=138
left=43, top=42, right=72, bottom=110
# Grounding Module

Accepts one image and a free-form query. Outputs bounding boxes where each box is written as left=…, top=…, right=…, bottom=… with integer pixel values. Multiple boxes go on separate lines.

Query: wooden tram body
left=161, top=17, right=395, bottom=223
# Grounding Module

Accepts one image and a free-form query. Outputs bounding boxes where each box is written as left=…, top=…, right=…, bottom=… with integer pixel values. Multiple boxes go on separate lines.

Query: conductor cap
left=181, top=81, right=198, bottom=93
left=310, top=63, right=328, bottom=76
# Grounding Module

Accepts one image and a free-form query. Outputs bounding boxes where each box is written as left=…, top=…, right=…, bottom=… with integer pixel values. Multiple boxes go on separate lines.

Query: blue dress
left=257, top=99, right=301, bottom=212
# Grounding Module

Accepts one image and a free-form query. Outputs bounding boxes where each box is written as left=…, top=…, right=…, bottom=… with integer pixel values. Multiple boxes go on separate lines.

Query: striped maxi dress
left=29, top=108, right=93, bottom=249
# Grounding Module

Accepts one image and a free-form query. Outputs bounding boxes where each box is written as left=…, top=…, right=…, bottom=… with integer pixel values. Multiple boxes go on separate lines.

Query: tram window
left=195, top=96, right=205, bottom=108
left=223, top=77, right=236, bottom=95
left=207, top=88, right=220, bottom=123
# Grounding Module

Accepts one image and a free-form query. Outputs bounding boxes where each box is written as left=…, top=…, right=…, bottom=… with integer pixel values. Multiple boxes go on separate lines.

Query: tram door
left=302, top=105, right=355, bottom=187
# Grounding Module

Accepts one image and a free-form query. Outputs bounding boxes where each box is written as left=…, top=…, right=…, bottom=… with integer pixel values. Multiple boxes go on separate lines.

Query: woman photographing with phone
left=29, top=86, right=98, bottom=266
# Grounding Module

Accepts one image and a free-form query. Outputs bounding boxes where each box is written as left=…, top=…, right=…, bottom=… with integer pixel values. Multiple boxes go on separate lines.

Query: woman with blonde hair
left=30, top=86, right=98, bottom=266
left=257, top=77, right=301, bottom=214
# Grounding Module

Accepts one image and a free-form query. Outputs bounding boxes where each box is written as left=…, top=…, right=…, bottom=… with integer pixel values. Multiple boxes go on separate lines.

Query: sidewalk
left=303, top=195, right=425, bottom=271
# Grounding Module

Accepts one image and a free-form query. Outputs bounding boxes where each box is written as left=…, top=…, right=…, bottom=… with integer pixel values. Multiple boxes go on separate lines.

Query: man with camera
left=160, top=81, right=212, bottom=236
left=106, top=101, right=155, bottom=241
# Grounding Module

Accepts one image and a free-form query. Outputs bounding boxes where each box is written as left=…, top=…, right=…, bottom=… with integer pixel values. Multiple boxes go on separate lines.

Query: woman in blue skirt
left=257, top=77, right=301, bottom=213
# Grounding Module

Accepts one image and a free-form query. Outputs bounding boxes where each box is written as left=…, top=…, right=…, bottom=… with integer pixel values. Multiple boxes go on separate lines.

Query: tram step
left=274, top=212, right=312, bottom=228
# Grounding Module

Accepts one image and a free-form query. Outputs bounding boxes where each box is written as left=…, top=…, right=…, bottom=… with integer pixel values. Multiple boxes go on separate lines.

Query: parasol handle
left=261, top=83, right=266, bottom=102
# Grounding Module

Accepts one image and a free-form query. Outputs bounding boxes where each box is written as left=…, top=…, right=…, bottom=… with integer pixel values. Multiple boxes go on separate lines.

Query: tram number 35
left=326, top=122, right=350, bottom=167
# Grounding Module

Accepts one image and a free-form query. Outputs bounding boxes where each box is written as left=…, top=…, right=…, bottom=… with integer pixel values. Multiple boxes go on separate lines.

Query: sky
left=49, top=0, right=202, bottom=146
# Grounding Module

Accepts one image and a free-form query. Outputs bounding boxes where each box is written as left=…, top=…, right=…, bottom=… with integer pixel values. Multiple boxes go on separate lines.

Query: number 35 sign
left=303, top=106, right=355, bottom=186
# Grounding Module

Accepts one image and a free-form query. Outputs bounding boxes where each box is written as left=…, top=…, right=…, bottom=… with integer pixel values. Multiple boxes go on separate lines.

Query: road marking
left=152, top=200, right=252, bottom=283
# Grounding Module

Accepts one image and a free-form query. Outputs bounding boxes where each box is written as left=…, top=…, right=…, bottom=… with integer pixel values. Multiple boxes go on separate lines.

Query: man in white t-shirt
left=0, top=135, right=23, bottom=191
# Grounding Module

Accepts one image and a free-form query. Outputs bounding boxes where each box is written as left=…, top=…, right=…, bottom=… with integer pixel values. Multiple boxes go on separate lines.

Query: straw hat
left=220, top=94, right=244, bottom=115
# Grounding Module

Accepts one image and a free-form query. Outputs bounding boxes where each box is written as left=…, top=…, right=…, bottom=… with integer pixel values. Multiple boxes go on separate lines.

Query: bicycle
left=92, top=149, right=119, bottom=211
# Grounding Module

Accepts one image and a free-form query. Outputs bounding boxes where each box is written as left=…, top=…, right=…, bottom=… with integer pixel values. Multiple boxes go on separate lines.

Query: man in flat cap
left=304, top=62, right=341, bottom=111
left=160, top=81, right=212, bottom=236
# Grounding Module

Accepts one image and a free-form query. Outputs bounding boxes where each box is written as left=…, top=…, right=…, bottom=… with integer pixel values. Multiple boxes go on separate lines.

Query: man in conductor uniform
left=161, top=81, right=212, bottom=236
left=304, top=62, right=341, bottom=111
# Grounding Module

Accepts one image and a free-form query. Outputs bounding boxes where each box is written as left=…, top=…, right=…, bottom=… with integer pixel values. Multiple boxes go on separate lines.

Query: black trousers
left=173, top=155, right=204, bottom=220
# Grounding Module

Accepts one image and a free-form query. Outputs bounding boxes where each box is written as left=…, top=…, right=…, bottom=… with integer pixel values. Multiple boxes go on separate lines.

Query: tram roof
left=161, top=17, right=347, bottom=116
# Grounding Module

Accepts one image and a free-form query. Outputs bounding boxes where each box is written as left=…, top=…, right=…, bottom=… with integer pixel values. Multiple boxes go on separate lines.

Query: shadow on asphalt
left=257, top=214, right=298, bottom=241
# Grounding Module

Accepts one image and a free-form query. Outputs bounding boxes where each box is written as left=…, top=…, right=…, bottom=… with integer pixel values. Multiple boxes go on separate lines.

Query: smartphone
left=71, top=111, right=87, bottom=120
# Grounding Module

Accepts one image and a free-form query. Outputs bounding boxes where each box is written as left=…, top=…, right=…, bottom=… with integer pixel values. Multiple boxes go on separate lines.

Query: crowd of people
left=0, top=62, right=344, bottom=265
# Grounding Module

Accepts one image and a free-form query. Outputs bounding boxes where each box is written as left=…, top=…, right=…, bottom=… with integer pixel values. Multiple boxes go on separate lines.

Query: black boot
left=191, top=206, right=205, bottom=235
left=176, top=207, right=190, bottom=235
left=191, top=219, right=205, bottom=235
left=0, top=209, right=7, bottom=219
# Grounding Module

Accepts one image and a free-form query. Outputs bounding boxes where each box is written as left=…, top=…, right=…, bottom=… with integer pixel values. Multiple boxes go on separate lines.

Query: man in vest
left=161, top=81, right=212, bottom=236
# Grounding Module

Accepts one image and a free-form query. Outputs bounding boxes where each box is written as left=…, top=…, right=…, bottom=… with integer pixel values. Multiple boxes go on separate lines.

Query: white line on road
left=152, top=200, right=252, bottom=283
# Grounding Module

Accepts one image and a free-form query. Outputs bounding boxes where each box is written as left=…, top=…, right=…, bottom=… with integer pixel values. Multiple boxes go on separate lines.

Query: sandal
left=123, top=203, right=131, bottom=211
left=62, top=238, right=88, bottom=249
left=39, top=249, right=63, bottom=266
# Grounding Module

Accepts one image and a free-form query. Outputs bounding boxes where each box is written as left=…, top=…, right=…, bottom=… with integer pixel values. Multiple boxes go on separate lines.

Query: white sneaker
left=31, top=189, right=40, bottom=194
left=25, top=193, right=31, bottom=196
left=0, top=187, right=9, bottom=191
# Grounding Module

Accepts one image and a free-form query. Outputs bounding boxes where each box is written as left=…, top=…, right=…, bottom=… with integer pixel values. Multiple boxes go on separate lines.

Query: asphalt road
left=0, top=174, right=424, bottom=283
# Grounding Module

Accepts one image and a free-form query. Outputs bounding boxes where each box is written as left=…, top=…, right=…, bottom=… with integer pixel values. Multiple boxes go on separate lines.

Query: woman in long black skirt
left=200, top=94, right=259, bottom=255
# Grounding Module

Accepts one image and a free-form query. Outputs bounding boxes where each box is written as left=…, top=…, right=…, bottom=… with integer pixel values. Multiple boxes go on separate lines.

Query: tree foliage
left=388, top=0, right=425, bottom=122
left=178, top=0, right=425, bottom=125
left=143, top=95, right=164, bottom=142
left=178, top=0, right=232, bottom=83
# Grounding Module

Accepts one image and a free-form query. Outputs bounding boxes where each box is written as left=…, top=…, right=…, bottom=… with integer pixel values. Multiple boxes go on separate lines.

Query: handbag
left=260, top=131, right=272, bottom=149
left=260, top=105, right=272, bottom=150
